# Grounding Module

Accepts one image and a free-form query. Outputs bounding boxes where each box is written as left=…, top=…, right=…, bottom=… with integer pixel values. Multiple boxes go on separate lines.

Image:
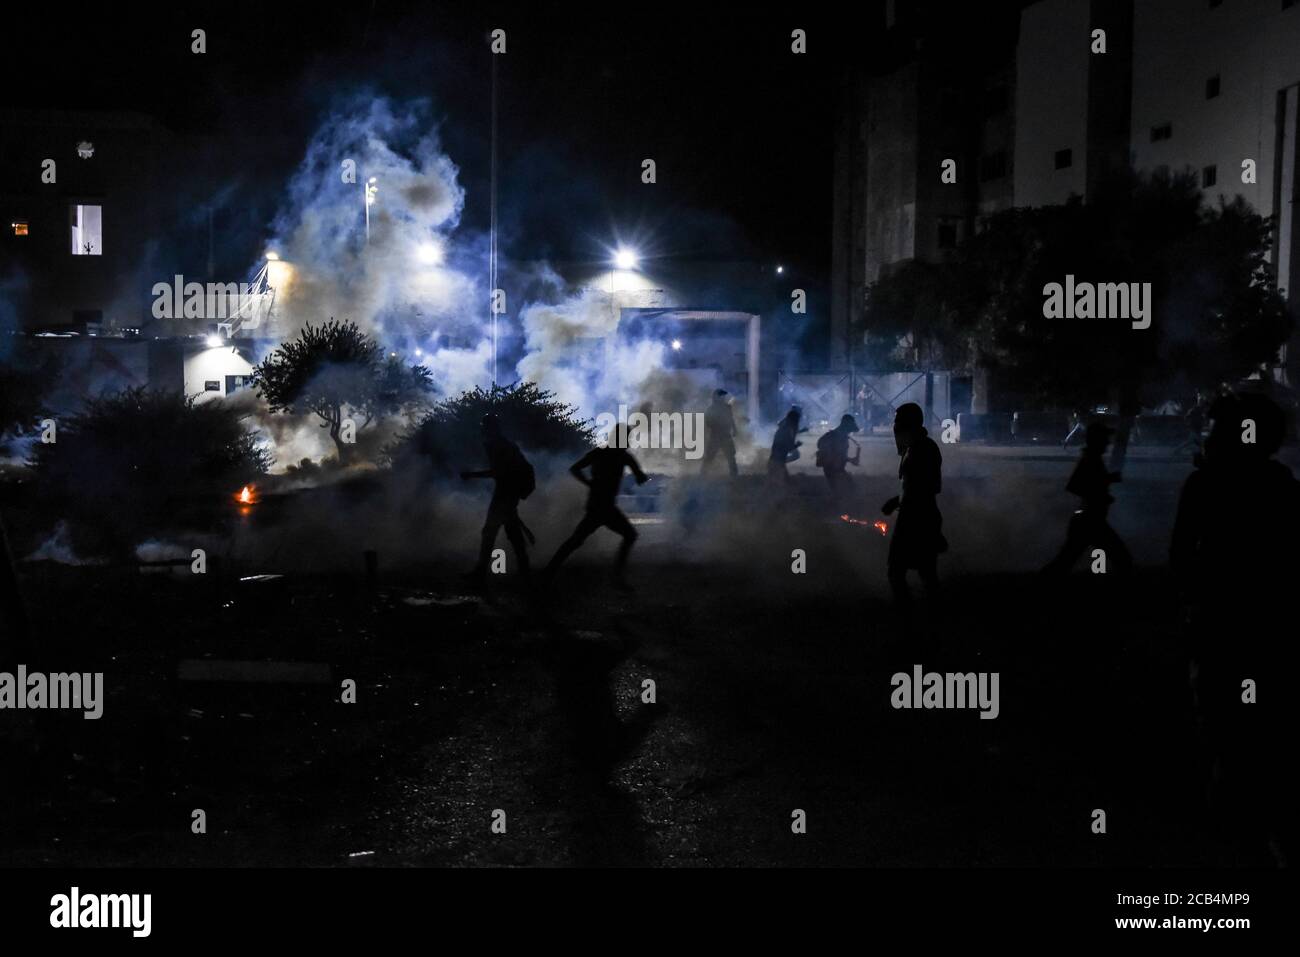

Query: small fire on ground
left=840, top=514, right=888, bottom=535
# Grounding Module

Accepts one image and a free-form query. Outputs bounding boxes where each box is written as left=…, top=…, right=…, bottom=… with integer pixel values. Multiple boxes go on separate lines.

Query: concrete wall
left=1129, top=0, right=1300, bottom=217
left=183, top=343, right=255, bottom=403
left=1015, top=0, right=1093, bottom=207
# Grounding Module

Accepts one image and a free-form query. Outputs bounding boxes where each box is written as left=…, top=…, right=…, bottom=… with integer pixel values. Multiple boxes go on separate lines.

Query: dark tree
left=389, top=381, right=595, bottom=478
left=862, top=170, right=1291, bottom=463
left=251, top=319, right=433, bottom=462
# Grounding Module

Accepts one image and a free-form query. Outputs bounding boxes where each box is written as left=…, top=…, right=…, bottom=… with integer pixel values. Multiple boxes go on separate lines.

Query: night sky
left=1, top=2, right=908, bottom=284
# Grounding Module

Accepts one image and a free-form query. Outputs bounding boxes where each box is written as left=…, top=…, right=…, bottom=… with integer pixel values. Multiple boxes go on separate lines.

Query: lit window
left=70, top=204, right=102, bottom=255
left=11, top=221, right=28, bottom=236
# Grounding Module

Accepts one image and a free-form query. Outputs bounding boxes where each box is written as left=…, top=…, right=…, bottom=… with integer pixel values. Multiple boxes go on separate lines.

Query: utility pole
left=489, top=50, right=499, bottom=385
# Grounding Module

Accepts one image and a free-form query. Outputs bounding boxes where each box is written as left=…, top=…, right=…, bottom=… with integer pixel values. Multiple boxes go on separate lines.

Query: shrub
left=28, top=388, right=271, bottom=551
left=388, top=381, right=594, bottom=478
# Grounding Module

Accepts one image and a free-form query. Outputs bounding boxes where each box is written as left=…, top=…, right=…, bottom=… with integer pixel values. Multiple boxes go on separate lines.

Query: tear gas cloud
left=262, top=95, right=711, bottom=443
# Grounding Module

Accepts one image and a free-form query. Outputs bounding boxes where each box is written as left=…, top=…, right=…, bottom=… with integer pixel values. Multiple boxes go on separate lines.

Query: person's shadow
left=536, top=629, right=656, bottom=865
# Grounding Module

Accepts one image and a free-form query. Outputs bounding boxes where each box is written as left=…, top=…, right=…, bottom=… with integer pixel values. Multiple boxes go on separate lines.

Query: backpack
left=814, top=431, right=837, bottom=469
left=511, top=446, right=536, bottom=500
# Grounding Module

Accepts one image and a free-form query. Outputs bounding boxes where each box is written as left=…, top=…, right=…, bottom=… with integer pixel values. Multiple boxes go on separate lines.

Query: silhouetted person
left=1170, top=393, right=1297, bottom=860
left=545, top=427, right=649, bottom=588
left=767, top=405, right=804, bottom=485
left=881, top=403, right=944, bottom=607
left=817, top=414, right=860, bottom=502
left=1062, top=406, right=1088, bottom=448
left=461, top=413, right=533, bottom=583
left=1043, top=422, right=1131, bottom=576
left=700, top=389, right=739, bottom=476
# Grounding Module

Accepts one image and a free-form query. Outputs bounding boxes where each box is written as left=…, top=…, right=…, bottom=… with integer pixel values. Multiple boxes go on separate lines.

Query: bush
left=388, top=381, right=594, bottom=478
left=29, top=388, right=271, bottom=551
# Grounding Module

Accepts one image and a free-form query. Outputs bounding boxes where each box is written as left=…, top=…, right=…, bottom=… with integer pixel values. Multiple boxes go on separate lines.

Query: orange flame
left=236, top=485, right=256, bottom=505
left=840, top=514, right=889, bottom=535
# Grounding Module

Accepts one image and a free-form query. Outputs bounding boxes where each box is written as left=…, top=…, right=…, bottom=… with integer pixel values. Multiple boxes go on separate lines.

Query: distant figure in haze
left=881, top=403, right=945, bottom=607
left=1170, top=393, right=1297, bottom=860
left=817, top=414, right=860, bottom=502
left=1062, top=406, right=1089, bottom=448
left=545, top=426, right=650, bottom=589
left=700, top=389, right=739, bottom=477
left=767, top=405, right=804, bottom=485
left=1042, top=421, right=1131, bottom=576
left=460, top=414, right=535, bottom=583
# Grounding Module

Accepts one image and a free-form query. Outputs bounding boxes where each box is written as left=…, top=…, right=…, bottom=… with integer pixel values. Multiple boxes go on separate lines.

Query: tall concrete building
left=832, top=0, right=1300, bottom=399
left=1128, top=0, right=1300, bottom=347
left=830, top=5, right=1022, bottom=370
left=1013, top=0, right=1133, bottom=207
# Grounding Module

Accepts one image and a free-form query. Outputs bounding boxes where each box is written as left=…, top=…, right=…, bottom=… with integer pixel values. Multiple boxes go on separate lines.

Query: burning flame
left=236, top=485, right=256, bottom=505
left=840, top=514, right=888, bottom=535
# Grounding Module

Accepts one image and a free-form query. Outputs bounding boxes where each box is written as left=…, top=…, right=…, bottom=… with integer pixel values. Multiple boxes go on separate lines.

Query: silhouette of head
left=838, top=414, right=860, bottom=433
left=1203, top=394, right=1244, bottom=465
left=481, top=413, right=502, bottom=439
left=893, top=402, right=923, bottom=451
left=782, top=406, right=802, bottom=429
left=1084, top=421, right=1112, bottom=452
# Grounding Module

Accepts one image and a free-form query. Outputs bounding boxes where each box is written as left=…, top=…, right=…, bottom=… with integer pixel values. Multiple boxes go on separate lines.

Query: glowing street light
left=613, top=247, right=638, bottom=271
left=670, top=339, right=683, bottom=351
left=416, top=241, right=443, bottom=265
left=776, top=265, right=784, bottom=275
left=205, top=334, right=224, bottom=348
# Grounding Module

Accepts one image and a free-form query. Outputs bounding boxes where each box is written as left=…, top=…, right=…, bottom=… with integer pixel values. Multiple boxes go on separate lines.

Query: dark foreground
left=0, top=460, right=1279, bottom=868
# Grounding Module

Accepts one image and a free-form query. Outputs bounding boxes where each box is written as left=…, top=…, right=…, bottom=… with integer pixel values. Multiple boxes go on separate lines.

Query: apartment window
left=979, top=150, right=1008, bottom=181
left=225, top=375, right=253, bottom=394
left=204, top=381, right=221, bottom=392
left=1054, top=148, right=1073, bottom=170
left=1151, top=123, right=1173, bottom=142
left=937, top=220, right=958, bottom=249
left=70, top=204, right=102, bottom=255
left=1202, top=164, right=1218, bottom=188
left=11, top=221, right=28, bottom=236
left=1206, top=75, right=1220, bottom=99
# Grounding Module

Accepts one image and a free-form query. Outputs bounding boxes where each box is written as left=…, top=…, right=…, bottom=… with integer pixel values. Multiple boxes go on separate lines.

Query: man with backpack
left=816, top=414, right=860, bottom=502
left=461, top=413, right=535, bottom=583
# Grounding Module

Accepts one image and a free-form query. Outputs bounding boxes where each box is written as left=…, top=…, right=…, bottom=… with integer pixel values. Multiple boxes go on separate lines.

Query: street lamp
left=364, top=177, right=378, bottom=244
left=613, top=247, right=638, bottom=271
